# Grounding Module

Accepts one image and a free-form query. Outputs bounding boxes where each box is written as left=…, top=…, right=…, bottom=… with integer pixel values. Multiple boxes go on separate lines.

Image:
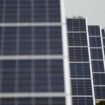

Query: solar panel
left=88, top=26, right=105, bottom=101
left=0, top=0, right=65, bottom=105
left=67, top=19, right=94, bottom=105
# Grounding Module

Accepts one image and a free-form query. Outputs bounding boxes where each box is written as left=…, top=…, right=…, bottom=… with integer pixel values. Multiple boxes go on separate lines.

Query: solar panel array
left=0, top=0, right=66, bottom=105
left=88, top=26, right=105, bottom=99
left=67, top=19, right=94, bottom=105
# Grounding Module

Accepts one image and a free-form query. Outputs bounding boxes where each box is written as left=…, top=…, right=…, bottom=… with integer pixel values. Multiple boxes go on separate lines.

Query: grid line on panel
left=93, top=72, right=105, bottom=74
left=70, top=78, right=91, bottom=80
left=0, top=23, right=61, bottom=27
left=68, top=46, right=88, bottom=48
left=72, top=95, right=93, bottom=97
left=94, top=85, right=105, bottom=87
left=67, top=31, right=86, bottom=33
left=70, top=61, right=89, bottom=63
left=0, top=93, right=65, bottom=98
left=0, top=55, right=63, bottom=60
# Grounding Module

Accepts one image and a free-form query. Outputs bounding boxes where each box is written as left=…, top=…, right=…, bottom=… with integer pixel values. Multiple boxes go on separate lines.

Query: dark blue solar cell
left=34, top=40, right=47, bottom=54
left=3, top=27, right=17, bottom=55
left=19, top=40, right=32, bottom=55
left=102, top=29, right=105, bottom=37
left=18, top=98, right=32, bottom=105
left=90, top=49, right=103, bottom=59
left=19, top=27, right=32, bottom=55
left=49, top=26, right=62, bottom=40
left=35, top=98, right=49, bottom=105
left=51, top=97, right=65, bottom=105
left=69, top=48, right=89, bottom=61
left=89, top=37, right=101, bottom=47
left=70, top=63, right=90, bottom=78
left=1, top=98, right=15, bottom=105
left=5, top=0, right=17, bottom=22
left=93, top=73, right=105, bottom=85
left=103, top=38, right=105, bottom=46
left=0, top=0, right=3, bottom=22
left=0, top=27, right=2, bottom=55
left=48, top=0, right=61, bottom=22
left=3, top=41, right=17, bottom=55
left=67, top=19, right=86, bottom=31
left=2, top=60, right=16, bottom=92
left=19, top=0, right=32, bottom=22
left=49, top=40, right=62, bottom=54
left=34, top=0, right=46, bottom=22
left=18, top=60, right=32, bottom=92
left=68, top=33, right=87, bottom=46
left=34, top=60, right=48, bottom=92
left=88, top=26, right=100, bottom=36
left=92, top=61, right=104, bottom=72
left=71, top=80, right=92, bottom=95
left=34, top=27, right=47, bottom=40
left=72, top=97, right=93, bottom=105
left=95, top=87, right=105, bottom=99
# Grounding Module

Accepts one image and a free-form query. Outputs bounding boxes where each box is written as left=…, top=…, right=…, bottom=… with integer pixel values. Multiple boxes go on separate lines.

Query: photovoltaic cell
left=69, top=48, right=89, bottom=61
left=90, top=48, right=103, bottom=59
left=89, top=37, right=101, bottom=47
left=93, top=73, right=105, bottom=85
left=91, top=61, right=104, bottom=72
left=67, top=19, right=86, bottom=31
left=88, top=26, right=100, bottom=36
left=68, top=33, right=87, bottom=46
left=72, top=97, right=93, bottom=105
left=95, top=87, right=105, bottom=99
left=102, top=29, right=105, bottom=37
left=71, top=79, right=92, bottom=95
left=70, top=63, right=90, bottom=78
left=0, top=1, right=3, bottom=22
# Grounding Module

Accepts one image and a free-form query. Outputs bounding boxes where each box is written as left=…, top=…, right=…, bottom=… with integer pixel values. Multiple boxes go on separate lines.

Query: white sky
left=65, top=0, right=105, bottom=27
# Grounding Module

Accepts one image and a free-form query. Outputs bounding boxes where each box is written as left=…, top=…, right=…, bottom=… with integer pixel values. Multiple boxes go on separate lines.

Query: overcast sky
left=65, top=0, right=105, bottom=27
